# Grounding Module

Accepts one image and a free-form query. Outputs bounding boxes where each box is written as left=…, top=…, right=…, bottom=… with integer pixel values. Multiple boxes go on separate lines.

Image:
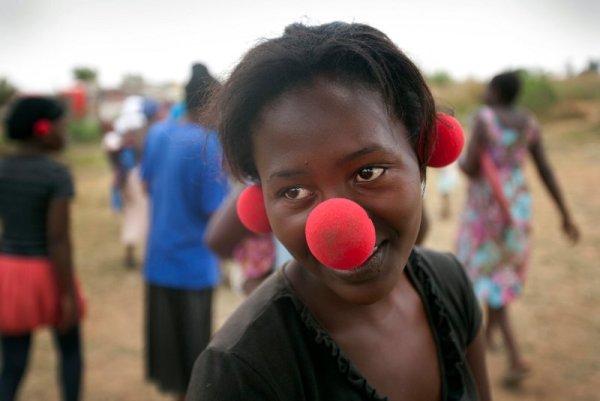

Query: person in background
left=0, top=97, right=86, bottom=401
left=437, top=162, right=459, bottom=220
left=102, top=96, right=158, bottom=268
left=186, top=22, right=491, bottom=401
left=140, top=63, right=228, bottom=401
left=204, top=185, right=290, bottom=296
left=456, top=71, right=580, bottom=387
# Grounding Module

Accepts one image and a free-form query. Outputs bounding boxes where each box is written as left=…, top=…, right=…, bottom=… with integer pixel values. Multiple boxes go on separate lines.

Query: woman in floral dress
left=456, top=71, right=579, bottom=386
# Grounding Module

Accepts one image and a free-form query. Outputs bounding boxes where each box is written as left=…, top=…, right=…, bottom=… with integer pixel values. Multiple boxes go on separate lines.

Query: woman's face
left=252, top=77, right=423, bottom=304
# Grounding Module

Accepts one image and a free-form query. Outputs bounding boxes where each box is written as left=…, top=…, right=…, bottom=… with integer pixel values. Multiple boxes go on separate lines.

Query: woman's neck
left=489, top=102, right=516, bottom=111
left=284, top=260, right=416, bottom=330
left=15, top=142, right=46, bottom=156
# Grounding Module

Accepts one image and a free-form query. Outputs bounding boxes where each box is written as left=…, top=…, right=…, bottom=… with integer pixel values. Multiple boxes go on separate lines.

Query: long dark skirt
left=145, top=284, right=213, bottom=395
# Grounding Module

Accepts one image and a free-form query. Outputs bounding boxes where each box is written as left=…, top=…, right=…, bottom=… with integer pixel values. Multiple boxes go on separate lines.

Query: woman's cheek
left=269, top=206, right=311, bottom=258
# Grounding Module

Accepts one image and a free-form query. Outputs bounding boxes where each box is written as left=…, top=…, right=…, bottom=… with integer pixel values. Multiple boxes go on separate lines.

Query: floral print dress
left=456, top=106, right=539, bottom=308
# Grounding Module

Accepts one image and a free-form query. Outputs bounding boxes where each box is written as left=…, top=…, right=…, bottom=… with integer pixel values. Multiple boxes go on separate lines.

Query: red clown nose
left=305, top=198, right=376, bottom=270
left=236, top=185, right=272, bottom=234
left=427, top=114, right=465, bottom=168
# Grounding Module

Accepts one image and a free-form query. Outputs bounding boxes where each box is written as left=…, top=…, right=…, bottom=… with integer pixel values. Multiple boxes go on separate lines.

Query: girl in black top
left=0, top=97, right=85, bottom=401
left=187, top=22, right=491, bottom=401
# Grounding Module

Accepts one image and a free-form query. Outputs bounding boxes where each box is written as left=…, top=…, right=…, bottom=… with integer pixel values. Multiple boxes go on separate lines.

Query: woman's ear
left=426, top=114, right=465, bottom=168
left=236, top=185, right=272, bottom=233
left=33, top=119, right=53, bottom=138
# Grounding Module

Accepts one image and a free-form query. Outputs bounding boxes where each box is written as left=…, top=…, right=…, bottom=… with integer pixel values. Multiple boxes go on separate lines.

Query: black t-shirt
left=0, top=155, right=74, bottom=256
left=187, top=248, right=482, bottom=401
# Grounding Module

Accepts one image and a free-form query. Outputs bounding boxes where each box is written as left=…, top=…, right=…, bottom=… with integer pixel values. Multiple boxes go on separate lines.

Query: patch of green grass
left=69, top=118, right=102, bottom=142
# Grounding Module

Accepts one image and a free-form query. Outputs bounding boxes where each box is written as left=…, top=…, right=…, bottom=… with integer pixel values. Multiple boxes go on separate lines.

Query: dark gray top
left=0, top=155, right=74, bottom=256
left=187, top=248, right=482, bottom=401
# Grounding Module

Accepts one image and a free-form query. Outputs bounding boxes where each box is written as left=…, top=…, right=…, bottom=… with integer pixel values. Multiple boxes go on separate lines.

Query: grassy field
left=13, top=81, right=600, bottom=400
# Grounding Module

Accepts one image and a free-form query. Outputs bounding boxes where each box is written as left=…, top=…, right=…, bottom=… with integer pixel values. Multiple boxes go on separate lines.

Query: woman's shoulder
left=473, top=105, right=493, bottom=120
left=7, top=155, right=72, bottom=179
left=411, top=247, right=466, bottom=284
left=43, top=157, right=74, bottom=181
left=208, top=269, right=300, bottom=354
left=410, top=247, right=482, bottom=346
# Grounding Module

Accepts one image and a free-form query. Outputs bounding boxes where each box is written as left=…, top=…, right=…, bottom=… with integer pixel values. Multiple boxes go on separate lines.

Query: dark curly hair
left=209, top=22, right=436, bottom=181
left=186, top=63, right=219, bottom=112
left=489, top=71, right=521, bottom=105
left=4, top=96, right=65, bottom=141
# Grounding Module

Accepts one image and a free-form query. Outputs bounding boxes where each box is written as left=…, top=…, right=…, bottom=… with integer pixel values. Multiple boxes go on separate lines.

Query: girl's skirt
left=0, top=254, right=86, bottom=335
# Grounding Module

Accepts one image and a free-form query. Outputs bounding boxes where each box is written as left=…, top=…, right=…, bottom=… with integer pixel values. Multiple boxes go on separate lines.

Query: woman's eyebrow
left=336, top=144, right=386, bottom=166
left=267, top=144, right=388, bottom=182
left=267, top=168, right=307, bottom=183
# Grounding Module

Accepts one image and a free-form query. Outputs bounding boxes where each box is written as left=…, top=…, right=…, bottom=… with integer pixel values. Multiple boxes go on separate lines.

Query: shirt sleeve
left=448, top=253, right=482, bottom=346
left=50, top=163, right=75, bottom=200
left=188, top=132, right=229, bottom=217
left=186, top=348, right=279, bottom=401
left=419, top=249, right=483, bottom=347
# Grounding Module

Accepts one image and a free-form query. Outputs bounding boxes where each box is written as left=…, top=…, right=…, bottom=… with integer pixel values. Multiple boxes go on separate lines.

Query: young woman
left=0, top=96, right=85, bottom=401
left=186, top=22, right=491, bottom=401
left=456, top=71, right=579, bottom=386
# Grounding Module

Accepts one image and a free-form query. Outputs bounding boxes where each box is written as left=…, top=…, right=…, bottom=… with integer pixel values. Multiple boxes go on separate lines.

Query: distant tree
left=564, top=61, right=575, bottom=78
left=428, top=71, right=454, bottom=86
left=72, top=66, right=100, bottom=122
left=0, top=78, right=17, bottom=108
left=518, top=69, right=559, bottom=114
left=582, top=59, right=599, bottom=75
left=73, top=67, right=98, bottom=83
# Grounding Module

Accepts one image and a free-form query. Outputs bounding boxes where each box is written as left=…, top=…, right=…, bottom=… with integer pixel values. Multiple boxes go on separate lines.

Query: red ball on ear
left=427, top=114, right=465, bottom=168
left=33, top=119, right=52, bottom=138
left=236, top=185, right=272, bottom=234
left=305, top=198, right=376, bottom=271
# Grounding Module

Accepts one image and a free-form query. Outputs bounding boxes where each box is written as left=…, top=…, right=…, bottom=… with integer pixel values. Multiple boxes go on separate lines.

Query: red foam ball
left=236, top=185, right=271, bottom=234
left=428, top=114, right=465, bottom=168
left=305, top=198, right=376, bottom=270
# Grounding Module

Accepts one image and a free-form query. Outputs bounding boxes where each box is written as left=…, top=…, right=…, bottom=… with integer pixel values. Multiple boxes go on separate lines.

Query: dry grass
left=15, top=99, right=600, bottom=400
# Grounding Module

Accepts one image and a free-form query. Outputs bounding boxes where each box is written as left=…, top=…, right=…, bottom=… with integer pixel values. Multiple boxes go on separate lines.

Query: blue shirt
left=141, top=120, right=228, bottom=290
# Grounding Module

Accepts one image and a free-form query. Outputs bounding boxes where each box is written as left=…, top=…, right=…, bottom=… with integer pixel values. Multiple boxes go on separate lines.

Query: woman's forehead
left=256, top=77, right=389, bottom=132
left=251, top=78, right=413, bottom=174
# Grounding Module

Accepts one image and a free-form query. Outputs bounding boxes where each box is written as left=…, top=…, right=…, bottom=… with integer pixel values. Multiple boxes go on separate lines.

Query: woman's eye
left=283, top=187, right=312, bottom=200
left=356, top=167, right=385, bottom=182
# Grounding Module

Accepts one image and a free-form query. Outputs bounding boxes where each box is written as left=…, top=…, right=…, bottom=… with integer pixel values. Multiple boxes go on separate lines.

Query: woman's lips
left=332, top=240, right=388, bottom=283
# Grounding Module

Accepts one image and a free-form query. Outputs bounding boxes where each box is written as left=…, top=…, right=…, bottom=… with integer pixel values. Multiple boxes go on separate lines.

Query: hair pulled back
left=5, top=96, right=65, bottom=141
left=489, top=71, right=521, bottom=105
left=212, top=22, right=436, bottom=181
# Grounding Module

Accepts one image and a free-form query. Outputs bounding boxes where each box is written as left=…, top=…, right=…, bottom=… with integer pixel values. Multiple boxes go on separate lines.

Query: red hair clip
left=33, top=119, right=52, bottom=138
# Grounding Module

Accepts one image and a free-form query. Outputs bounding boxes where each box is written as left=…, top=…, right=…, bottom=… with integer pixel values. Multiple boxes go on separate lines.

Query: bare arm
left=459, top=114, right=487, bottom=178
left=528, top=133, right=580, bottom=243
left=204, top=187, right=252, bottom=259
left=47, top=198, right=78, bottom=330
left=481, top=152, right=512, bottom=225
left=466, top=327, right=492, bottom=401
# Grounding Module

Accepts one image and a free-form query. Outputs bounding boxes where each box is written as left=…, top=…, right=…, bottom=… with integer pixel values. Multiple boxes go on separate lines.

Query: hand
left=58, top=293, right=79, bottom=332
left=562, top=218, right=580, bottom=244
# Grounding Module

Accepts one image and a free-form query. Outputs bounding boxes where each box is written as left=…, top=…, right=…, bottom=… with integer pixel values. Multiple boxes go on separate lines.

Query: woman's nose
left=305, top=197, right=376, bottom=270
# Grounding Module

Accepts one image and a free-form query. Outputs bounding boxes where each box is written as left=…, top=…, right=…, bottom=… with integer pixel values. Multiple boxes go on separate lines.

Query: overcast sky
left=1, top=0, right=598, bottom=93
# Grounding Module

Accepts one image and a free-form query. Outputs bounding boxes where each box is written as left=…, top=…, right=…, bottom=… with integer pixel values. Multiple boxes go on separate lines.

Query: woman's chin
left=324, top=242, right=405, bottom=305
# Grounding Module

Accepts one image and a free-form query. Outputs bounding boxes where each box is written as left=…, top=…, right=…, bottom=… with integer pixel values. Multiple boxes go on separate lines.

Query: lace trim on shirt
left=290, top=250, right=466, bottom=401
left=409, top=251, right=466, bottom=401
left=295, top=298, right=386, bottom=400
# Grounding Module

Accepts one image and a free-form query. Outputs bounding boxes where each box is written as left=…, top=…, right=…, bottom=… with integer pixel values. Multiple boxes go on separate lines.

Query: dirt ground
left=16, top=104, right=599, bottom=400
